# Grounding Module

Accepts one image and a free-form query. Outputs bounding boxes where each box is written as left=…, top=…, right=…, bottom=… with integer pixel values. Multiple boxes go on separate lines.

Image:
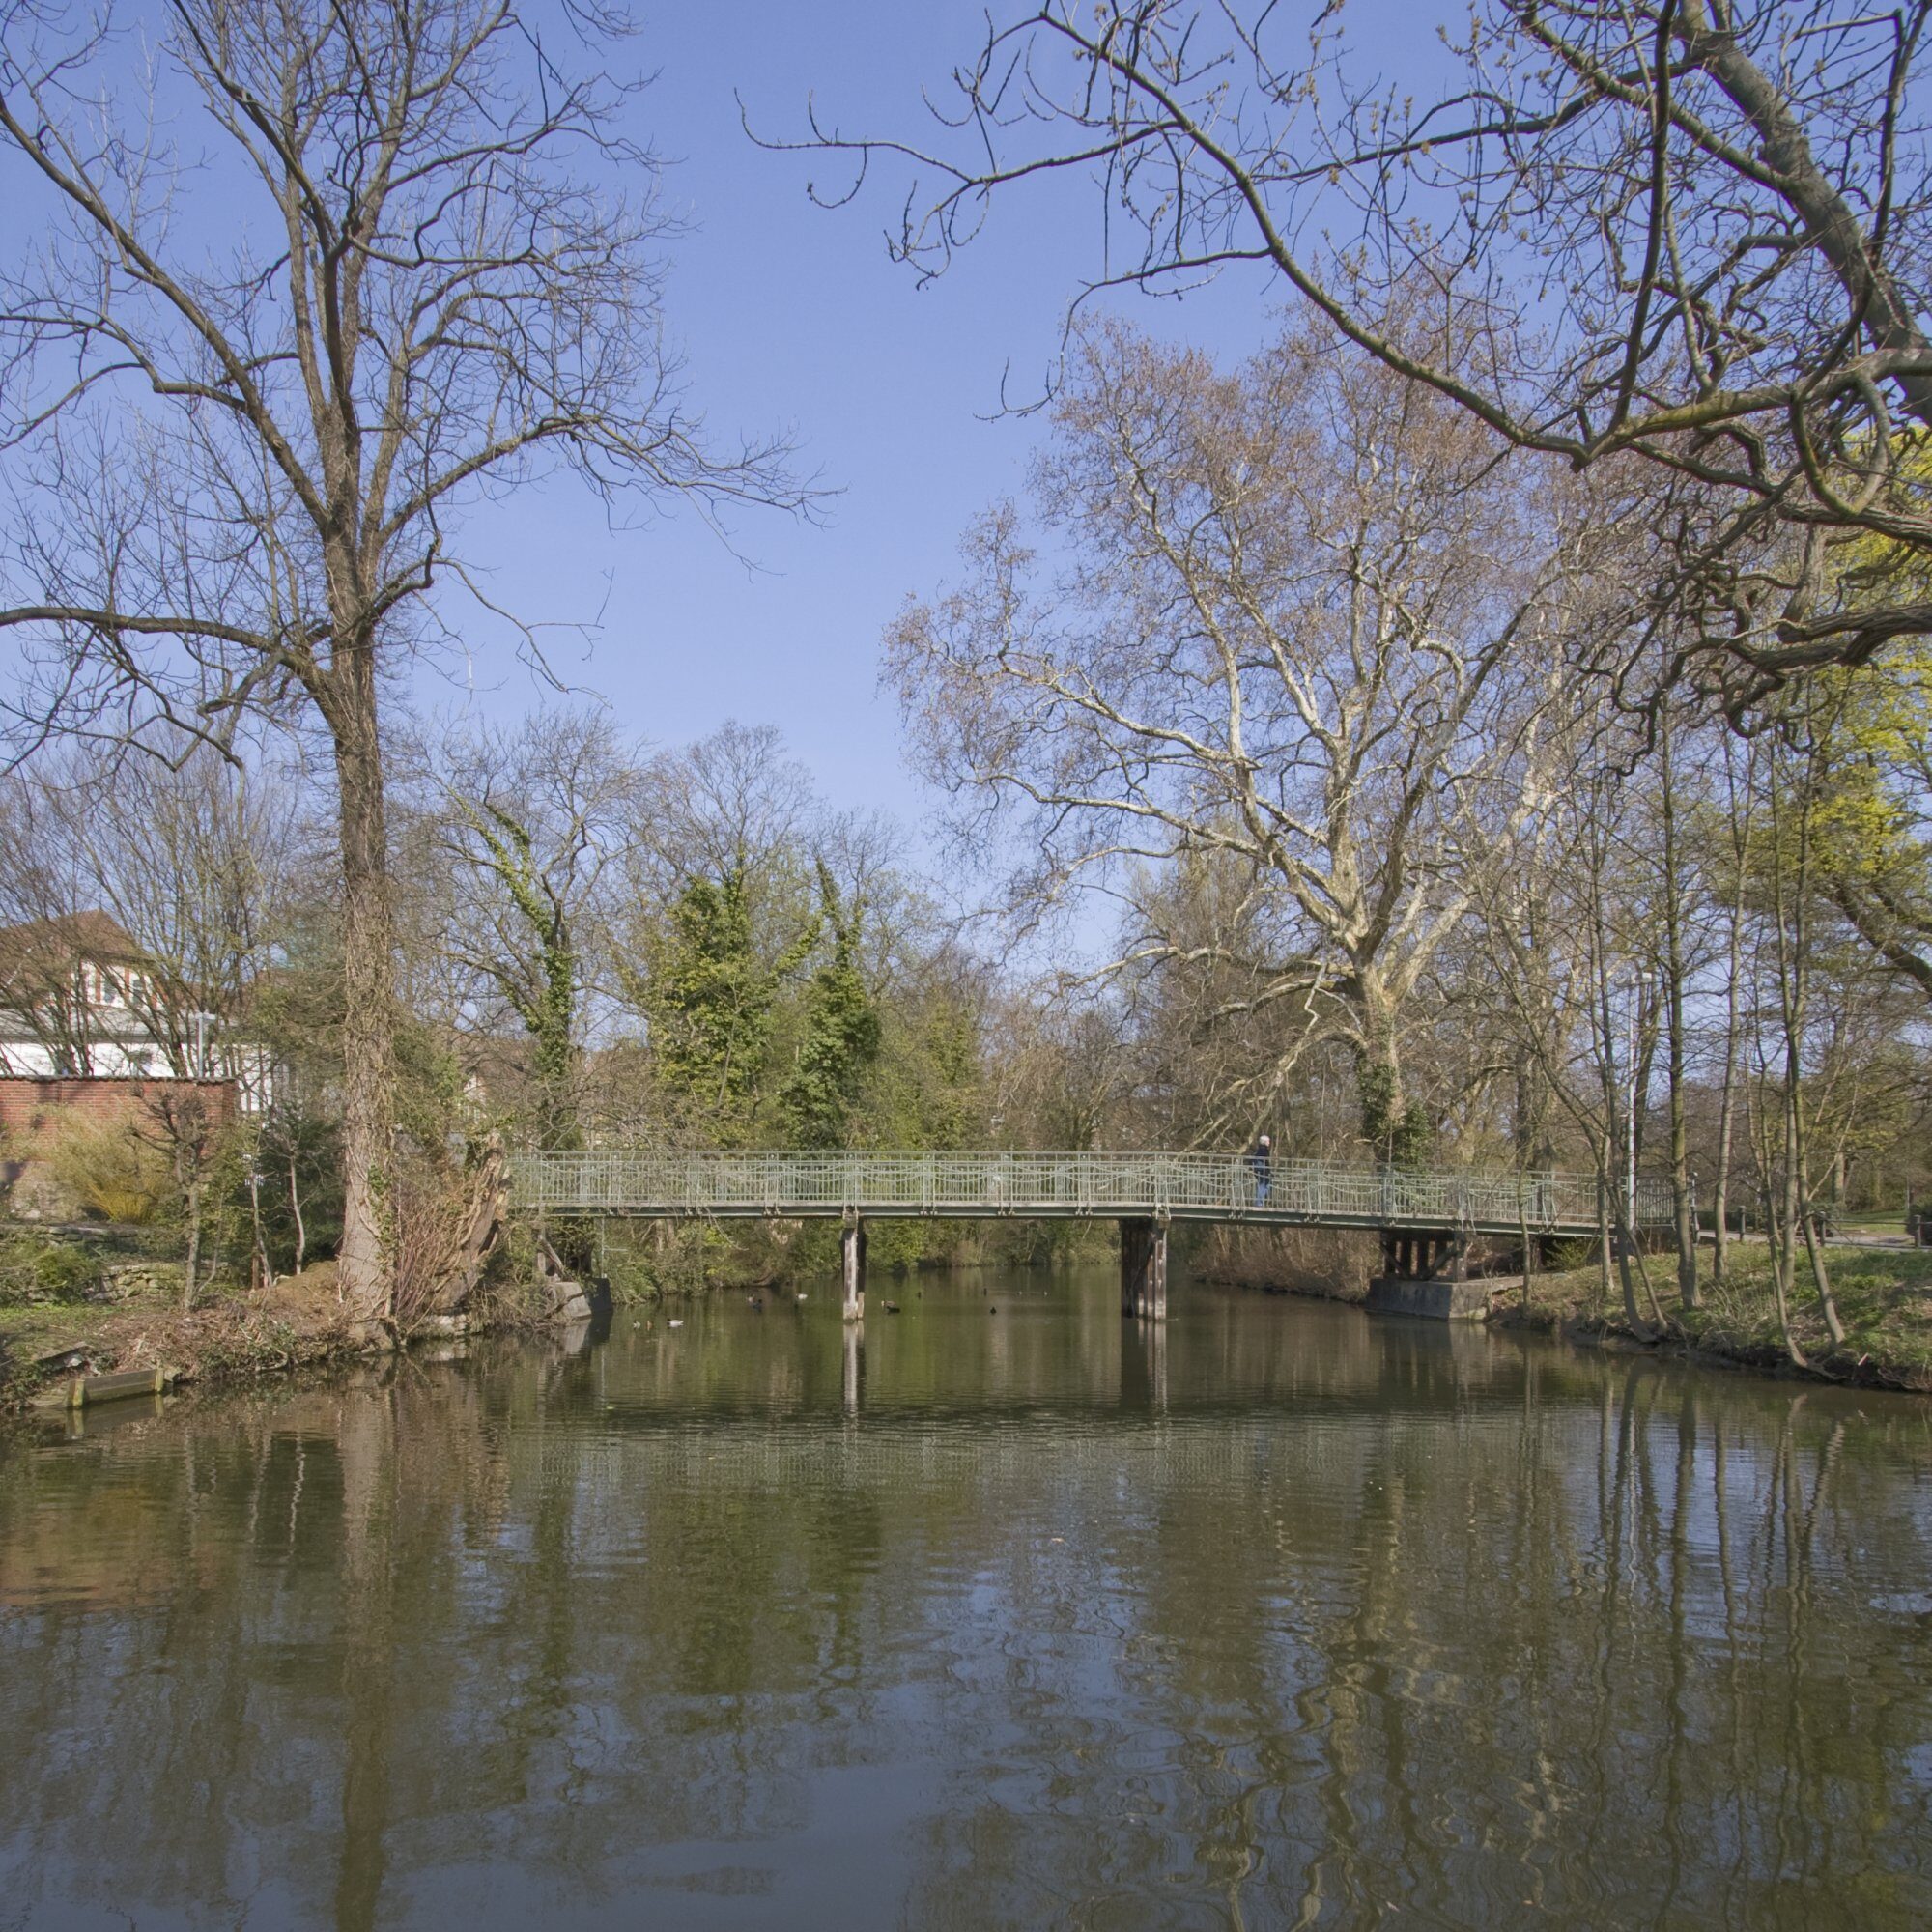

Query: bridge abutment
left=1368, top=1227, right=1492, bottom=1320
left=1119, top=1218, right=1168, bottom=1321
left=841, top=1215, right=867, bottom=1321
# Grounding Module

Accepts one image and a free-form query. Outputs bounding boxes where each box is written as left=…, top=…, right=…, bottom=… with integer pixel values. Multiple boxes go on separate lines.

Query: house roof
left=0, top=911, right=145, bottom=989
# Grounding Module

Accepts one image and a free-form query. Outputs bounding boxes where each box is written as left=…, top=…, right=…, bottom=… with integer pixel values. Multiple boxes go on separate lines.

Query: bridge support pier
left=1378, top=1230, right=1468, bottom=1281
left=1119, top=1218, right=1168, bottom=1321
left=1368, top=1227, right=1489, bottom=1320
left=841, top=1215, right=867, bottom=1321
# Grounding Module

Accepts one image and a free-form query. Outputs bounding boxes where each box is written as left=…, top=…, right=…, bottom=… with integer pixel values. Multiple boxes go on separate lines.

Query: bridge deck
left=508, top=1151, right=1665, bottom=1236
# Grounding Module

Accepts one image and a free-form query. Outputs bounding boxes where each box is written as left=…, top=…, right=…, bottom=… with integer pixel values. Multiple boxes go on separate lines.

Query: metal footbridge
left=510, top=1151, right=1664, bottom=1322
left=508, top=1149, right=1661, bottom=1235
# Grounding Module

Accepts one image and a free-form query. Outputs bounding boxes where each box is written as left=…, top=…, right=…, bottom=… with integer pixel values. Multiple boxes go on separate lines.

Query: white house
left=0, top=911, right=273, bottom=1109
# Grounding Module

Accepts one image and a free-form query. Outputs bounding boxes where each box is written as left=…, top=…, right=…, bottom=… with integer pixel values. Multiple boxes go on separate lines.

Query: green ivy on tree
left=639, top=866, right=824, bottom=1145
left=779, top=865, right=881, bottom=1149
left=1359, top=1054, right=1432, bottom=1169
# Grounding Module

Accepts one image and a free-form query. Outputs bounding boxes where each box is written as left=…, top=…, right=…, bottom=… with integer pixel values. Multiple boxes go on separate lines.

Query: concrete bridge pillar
left=841, top=1214, right=867, bottom=1322
left=1369, top=1226, right=1488, bottom=1320
left=1119, top=1217, right=1168, bottom=1321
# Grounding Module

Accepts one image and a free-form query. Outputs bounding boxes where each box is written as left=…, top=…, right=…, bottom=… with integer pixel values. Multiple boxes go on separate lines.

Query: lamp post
left=188, top=1010, right=216, bottom=1081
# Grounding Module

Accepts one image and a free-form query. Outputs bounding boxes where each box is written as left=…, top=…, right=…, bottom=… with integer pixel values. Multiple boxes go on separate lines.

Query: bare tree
left=1469, top=721, right=1672, bottom=1328
left=0, top=1, right=801, bottom=1317
left=403, top=705, right=639, bottom=1150
left=626, top=722, right=820, bottom=904
left=135, top=1085, right=223, bottom=1310
left=792, top=0, right=1932, bottom=688
left=889, top=314, right=1582, bottom=1154
left=46, top=740, right=305, bottom=1068
left=983, top=990, right=1140, bottom=1151
left=1624, top=700, right=1726, bottom=1305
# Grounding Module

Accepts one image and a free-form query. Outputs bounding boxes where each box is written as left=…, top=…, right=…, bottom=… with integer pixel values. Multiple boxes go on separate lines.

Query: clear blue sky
left=449, top=0, right=1341, bottom=835
left=0, top=1, right=1424, bottom=852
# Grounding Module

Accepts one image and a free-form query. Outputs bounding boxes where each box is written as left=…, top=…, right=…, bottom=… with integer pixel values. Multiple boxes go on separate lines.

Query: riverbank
left=1488, top=1237, right=1932, bottom=1392
left=0, top=1264, right=351, bottom=1418
left=13, top=1227, right=1930, bottom=1419
left=1196, top=1223, right=1932, bottom=1392
left=0, top=1260, right=573, bottom=1421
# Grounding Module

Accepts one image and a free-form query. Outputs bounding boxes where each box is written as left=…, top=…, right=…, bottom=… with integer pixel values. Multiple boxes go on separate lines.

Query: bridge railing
left=507, top=1150, right=1673, bottom=1232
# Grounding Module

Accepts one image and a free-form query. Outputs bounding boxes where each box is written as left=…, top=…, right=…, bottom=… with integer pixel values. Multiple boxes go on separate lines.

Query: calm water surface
left=3, top=1266, right=1932, bottom=1930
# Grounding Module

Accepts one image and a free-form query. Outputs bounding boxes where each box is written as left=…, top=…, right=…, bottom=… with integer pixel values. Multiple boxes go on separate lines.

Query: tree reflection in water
left=2, top=1274, right=1930, bottom=1929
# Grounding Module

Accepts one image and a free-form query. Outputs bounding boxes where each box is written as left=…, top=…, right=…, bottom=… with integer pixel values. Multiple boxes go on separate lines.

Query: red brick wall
left=0, top=1077, right=240, bottom=1140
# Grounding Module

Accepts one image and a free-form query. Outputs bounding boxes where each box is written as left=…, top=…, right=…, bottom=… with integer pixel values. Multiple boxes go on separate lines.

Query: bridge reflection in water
left=510, top=1151, right=1671, bottom=1321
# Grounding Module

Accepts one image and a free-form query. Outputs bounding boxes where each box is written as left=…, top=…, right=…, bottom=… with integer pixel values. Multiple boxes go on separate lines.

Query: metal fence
left=507, top=1150, right=1672, bottom=1235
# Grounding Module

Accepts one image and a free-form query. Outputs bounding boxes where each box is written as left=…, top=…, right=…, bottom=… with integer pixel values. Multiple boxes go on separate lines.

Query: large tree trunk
left=182, top=1175, right=203, bottom=1313
left=1683, top=5, right=1932, bottom=429
left=1354, top=984, right=1420, bottom=1166
left=532, top=969, right=581, bottom=1153
left=1584, top=822, right=1647, bottom=1335
left=329, top=651, right=396, bottom=1322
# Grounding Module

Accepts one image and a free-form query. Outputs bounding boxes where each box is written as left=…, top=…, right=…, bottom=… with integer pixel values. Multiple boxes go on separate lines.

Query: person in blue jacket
left=1247, top=1133, right=1273, bottom=1207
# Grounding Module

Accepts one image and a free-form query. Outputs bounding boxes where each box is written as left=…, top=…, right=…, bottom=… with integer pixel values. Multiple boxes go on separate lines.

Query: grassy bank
left=1190, top=1220, right=1932, bottom=1393
left=1493, top=1237, right=1932, bottom=1391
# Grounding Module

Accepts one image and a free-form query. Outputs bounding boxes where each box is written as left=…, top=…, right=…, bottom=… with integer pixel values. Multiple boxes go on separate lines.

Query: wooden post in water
left=841, top=1213, right=867, bottom=1321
